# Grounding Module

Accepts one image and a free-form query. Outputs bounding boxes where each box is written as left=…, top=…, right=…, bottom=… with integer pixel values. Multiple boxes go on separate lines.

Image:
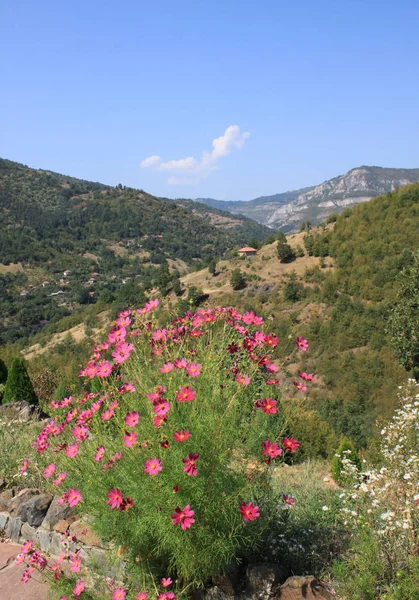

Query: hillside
left=0, top=158, right=271, bottom=344
left=198, top=166, right=419, bottom=231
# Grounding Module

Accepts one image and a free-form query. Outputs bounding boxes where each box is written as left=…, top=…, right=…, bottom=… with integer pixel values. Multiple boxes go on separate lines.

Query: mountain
left=198, top=166, right=419, bottom=231
left=0, top=158, right=271, bottom=344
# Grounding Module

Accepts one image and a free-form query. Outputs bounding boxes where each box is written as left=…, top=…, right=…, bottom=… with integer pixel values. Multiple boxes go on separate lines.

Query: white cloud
left=140, top=125, right=249, bottom=184
left=140, top=155, right=161, bottom=168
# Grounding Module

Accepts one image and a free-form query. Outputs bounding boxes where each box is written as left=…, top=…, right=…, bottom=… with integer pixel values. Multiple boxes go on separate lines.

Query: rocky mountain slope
left=198, top=166, right=419, bottom=231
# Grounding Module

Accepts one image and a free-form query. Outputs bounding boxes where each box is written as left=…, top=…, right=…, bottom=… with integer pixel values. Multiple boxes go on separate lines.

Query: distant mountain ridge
left=197, top=166, right=419, bottom=231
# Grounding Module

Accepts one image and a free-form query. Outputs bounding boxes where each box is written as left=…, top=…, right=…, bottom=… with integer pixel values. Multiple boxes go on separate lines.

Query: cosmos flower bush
left=23, top=301, right=309, bottom=599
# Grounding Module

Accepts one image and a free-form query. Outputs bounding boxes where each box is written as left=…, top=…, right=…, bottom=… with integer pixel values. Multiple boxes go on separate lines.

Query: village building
left=237, top=246, right=258, bottom=257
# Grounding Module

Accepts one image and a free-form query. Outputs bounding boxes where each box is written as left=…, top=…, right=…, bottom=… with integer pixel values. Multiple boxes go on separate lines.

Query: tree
left=387, top=252, right=419, bottom=376
left=284, top=281, right=302, bottom=302
left=3, top=358, right=38, bottom=405
left=207, top=258, right=217, bottom=276
left=276, top=231, right=287, bottom=243
left=172, top=276, right=182, bottom=296
left=230, top=269, right=247, bottom=291
left=0, top=358, right=7, bottom=384
left=277, top=242, right=296, bottom=263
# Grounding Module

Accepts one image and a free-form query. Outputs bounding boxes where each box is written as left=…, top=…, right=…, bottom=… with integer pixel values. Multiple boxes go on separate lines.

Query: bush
left=25, top=302, right=309, bottom=598
left=0, top=358, right=8, bottom=384
left=331, top=436, right=360, bottom=484
left=333, top=380, right=419, bottom=598
left=3, top=357, right=38, bottom=405
left=277, top=243, right=296, bottom=263
left=230, top=268, right=247, bottom=290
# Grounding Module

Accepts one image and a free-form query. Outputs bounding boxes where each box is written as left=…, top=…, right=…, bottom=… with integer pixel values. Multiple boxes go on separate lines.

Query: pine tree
left=0, top=358, right=7, bottom=384
left=3, top=358, right=38, bottom=405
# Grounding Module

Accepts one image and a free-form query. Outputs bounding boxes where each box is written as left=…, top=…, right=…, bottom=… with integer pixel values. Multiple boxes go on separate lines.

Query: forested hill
left=0, top=158, right=271, bottom=266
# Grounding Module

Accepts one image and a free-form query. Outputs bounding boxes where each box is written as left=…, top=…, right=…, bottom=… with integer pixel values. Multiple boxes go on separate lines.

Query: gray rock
left=0, top=512, right=9, bottom=530
left=50, top=532, right=66, bottom=557
left=0, top=488, right=13, bottom=499
left=246, top=563, right=291, bottom=599
left=275, top=576, right=335, bottom=600
left=36, top=528, right=52, bottom=552
left=0, top=497, right=11, bottom=512
left=21, top=521, right=38, bottom=541
left=9, top=489, right=39, bottom=518
left=5, top=517, right=22, bottom=542
left=42, top=496, right=72, bottom=530
left=20, top=493, right=53, bottom=527
left=0, top=400, right=46, bottom=422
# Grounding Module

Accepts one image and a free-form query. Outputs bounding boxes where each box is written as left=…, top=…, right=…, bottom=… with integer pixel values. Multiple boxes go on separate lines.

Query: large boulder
left=246, top=563, right=291, bottom=599
left=5, top=517, right=22, bottom=543
left=69, top=518, right=105, bottom=548
left=275, top=576, right=335, bottom=600
left=41, top=496, right=73, bottom=530
left=9, top=489, right=39, bottom=518
left=20, top=493, right=53, bottom=527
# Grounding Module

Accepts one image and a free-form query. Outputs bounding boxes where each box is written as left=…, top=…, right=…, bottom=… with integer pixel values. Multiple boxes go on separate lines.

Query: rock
left=53, top=517, right=78, bottom=533
left=50, top=532, right=67, bottom=557
left=20, top=493, right=53, bottom=527
left=9, top=489, right=39, bottom=518
left=69, top=519, right=105, bottom=548
left=275, top=576, right=335, bottom=600
left=0, top=400, right=46, bottom=422
left=0, top=489, right=13, bottom=499
left=200, top=586, right=234, bottom=600
left=36, top=528, right=52, bottom=552
left=5, top=517, right=22, bottom=543
left=0, top=512, right=9, bottom=530
left=41, top=496, right=72, bottom=530
left=246, top=563, right=291, bottom=599
left=0, top=479, right=6, bottom=492
left=0, top=489, right=14, bottom=512
left=21, top=522, right=38, bottom=542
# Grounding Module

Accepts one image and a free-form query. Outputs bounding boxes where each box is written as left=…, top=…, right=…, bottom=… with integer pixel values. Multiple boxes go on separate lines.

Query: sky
left=1, top=0, right=419, bottom=201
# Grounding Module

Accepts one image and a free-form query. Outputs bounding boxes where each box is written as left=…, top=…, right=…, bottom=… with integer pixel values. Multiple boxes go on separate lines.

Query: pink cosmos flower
left=161, top=578, right=172, bottom=588
left=116, top=316, right=132, bottom=327
left=282, top=437, right=300, bottom=453
left=261, top=440, right=283, bottom=459
left=265, top=362, right=279, bottom=373
left=265, top=334, right=279, bottom=347
left=123, top=431, right=137, bottom=447
left=107, top=488, right=124, bottom=509
left=108, top=327, right=127, bottom=344
left=152, top=328, right=168, bottom=341
left=282, top=494, right=296, bottom=506
left=171, top=505, right=195, bottom=530
left=160, top=362, right=174, bottom=373
left=21, top=567, right=35, bottom=583
left=296, top=336, right=309, bottom=352
left=235, top=373, right=251, bottom=385
left=239, top=501, right=260, bottom=522
left=21, top=540, right=33, bottom=554
left=15, top=553, right=25, bottom=565
left=174, top=357, right=188, bottom=369
left=153, top=415, right=166, bottom=428
left=73, top=580, right=86, bottom=596
left=153, top=398, right=170, bottom=417
left=173, top=429, right=190, bottom=442
left=144, top=457, right=163, bottom=476
left=19, top=458, right=29, bottom=473
left=67, top=488, right=82, bottom=508
left=299, top=371, right=315, bottom=381
left=72, top=424, right=89, bottom=441
left=136, top=594, right=147, bottom=600
left=125, top=411, right=140, bottom=427
left=118, top=382, right=136, bottom=393
left=112, top=342, right=134, bottom=365
left=186, top=362, right=201, bottom=377
left=101, top=408, right=115, bottom=421
left=95, top=446, right=105, bottom=461
left=293, top=381, right=307, bottom=392
left=145, top=298, right=159, bottom=311
left=158, top=594, right=176, bottom=600
left=255, top=398, right=278, bottom=414
left=175, top=386, right=196, bottom=402
left=183, top=452, right=199, bottom=477
left=53, top=472, right=67, bottom=486
left=43, top=463, right=56, bottom=478
left=69, top=553, right=82, bottom=573
left=97, top=360, right=113, bottom=378
left=112, top=589, right=127, bottom=600
left=66, top=443, right=79, bottom=458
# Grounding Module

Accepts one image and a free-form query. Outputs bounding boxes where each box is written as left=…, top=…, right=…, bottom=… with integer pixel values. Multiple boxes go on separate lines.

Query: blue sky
left=1, top=0, right=418, bottom=200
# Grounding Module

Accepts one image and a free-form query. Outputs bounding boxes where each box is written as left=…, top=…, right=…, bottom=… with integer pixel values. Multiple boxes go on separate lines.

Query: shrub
left=3, top=357, right=38, bottom=405
left=331, top=436, right=360, bottom=484
left=277, top=243, right=296, bottom=263
left=230, top=268, right=247, bottom=290
left=24, top=302, right=309, bottom=598
left=334, top=380, right=419, bottom=598
left=0, top=358, right=8, bottom=384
